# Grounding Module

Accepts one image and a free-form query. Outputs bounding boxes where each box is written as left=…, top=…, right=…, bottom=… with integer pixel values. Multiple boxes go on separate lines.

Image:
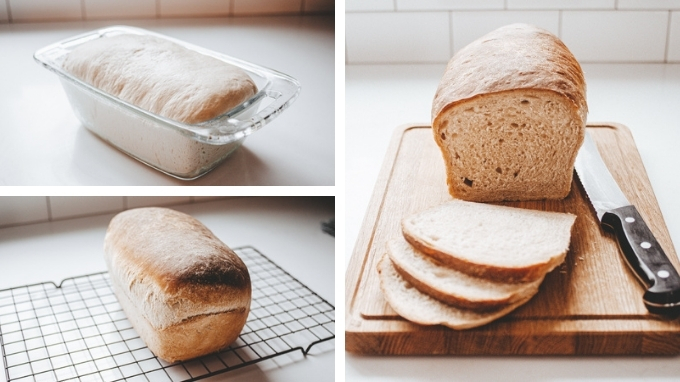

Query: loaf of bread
left=377, top=254, right=533, bottom=329
left=387, top=237, right=543, bottom=311
left=62, top=34, right=257, bottom=124
left=103, top=207, right=251, bottom=362
left=402, top=200, right=576, bottom=283
left=431, top=24, right=587, bottom=202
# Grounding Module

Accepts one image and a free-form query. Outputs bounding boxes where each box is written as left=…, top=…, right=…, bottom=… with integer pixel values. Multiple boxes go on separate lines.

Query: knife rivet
left=625, top=217, right=635, bottom=223
left=641, top=242, right=652, bottom=249
left=658, top=270, right=670, bottom=278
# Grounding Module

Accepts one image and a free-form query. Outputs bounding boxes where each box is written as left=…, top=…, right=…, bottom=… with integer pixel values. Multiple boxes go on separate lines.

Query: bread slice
left=387, top=237, right=543, bottom=311
left=63, top=34, right=257, bottom=124
left=377, top=254, right=532, bottom=329
left=402, top=199, right=576, bottom=283
left=431, top=23, right=587, bottom=202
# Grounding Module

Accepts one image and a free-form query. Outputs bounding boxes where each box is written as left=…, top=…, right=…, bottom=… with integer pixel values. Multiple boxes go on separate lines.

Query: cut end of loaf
left=434, top=89, right=584, bottom=202
left=431, top=23, right=587, bottom=202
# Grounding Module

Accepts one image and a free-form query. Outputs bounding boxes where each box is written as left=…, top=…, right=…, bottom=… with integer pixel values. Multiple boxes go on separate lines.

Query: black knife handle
left=602, top=205, right=680, bottom=314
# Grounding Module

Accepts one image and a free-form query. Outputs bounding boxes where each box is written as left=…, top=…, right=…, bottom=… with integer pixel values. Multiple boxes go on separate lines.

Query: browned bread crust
left=432, top=23, right=587, bottom=125
left=104, top=207, right=251, bottom=362
left=431, top=24, right=587, bottom=202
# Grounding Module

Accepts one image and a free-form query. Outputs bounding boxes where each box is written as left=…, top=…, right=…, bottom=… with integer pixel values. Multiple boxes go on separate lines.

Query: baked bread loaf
left=103, top=207, right=251, bottom=362
left=431, top=23, right=587, bottom=202
left=402, top=200, right=576, bottom=283
left=62, top=34, right=257, bottom=124
left=387, top=237, right=543, bottom=311
left=377, top=254, right=533, bottom=329
left=377, top=199, right=576, bottom=329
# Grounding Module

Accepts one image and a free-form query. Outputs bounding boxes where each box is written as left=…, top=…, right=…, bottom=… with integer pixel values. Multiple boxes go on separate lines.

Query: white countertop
left=0, top=16, right=334, bottom=186
left=0, top=197, right=335, bottom=381
left=345, top=63, right=680, bottom=381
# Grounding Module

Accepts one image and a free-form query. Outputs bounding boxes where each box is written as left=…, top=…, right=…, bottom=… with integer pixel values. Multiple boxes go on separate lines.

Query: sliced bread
left=402, top=199, right=576, bottom=283
left=431, top=23, right=587, bottom=202
left=377, top=254, right=533, bottom=329
left=387, top=237, right=543, bottom=311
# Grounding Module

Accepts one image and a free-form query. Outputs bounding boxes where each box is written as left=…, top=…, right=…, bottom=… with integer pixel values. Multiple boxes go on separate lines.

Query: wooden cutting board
left=345, top=122, right=680, bottom=355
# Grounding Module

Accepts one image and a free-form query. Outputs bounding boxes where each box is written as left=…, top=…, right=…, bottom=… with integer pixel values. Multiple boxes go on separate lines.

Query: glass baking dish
left=34, top=25, right=301, bottom=180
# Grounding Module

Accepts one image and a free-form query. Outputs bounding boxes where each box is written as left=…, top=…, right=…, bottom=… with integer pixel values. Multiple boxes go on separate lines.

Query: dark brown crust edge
left=104, top=207, right=251, bottom=297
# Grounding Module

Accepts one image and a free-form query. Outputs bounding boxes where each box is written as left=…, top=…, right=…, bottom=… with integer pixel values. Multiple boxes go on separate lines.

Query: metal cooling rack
left=0, top=246, right=335, bottom=382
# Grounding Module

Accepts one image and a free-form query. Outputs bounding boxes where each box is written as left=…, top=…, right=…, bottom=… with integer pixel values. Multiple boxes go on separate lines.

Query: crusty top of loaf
left=103, top=207, right=251, bottom=329
left=431, top=23, right=587, bottom=125
left=62, top=34, right=257, bottom=124
left=105, top=207, right=249, bottom=293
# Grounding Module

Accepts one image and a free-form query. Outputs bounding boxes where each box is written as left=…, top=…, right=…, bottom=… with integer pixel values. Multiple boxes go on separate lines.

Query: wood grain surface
left=345, top=122, right=680, bottom=355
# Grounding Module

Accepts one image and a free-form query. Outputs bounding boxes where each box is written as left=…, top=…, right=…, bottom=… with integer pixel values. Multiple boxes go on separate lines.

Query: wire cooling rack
left=0, top=246, right=335, bottom=382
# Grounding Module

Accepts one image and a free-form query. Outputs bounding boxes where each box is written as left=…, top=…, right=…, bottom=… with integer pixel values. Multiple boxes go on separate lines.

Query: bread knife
left=574, top=131, right=680, bottom=315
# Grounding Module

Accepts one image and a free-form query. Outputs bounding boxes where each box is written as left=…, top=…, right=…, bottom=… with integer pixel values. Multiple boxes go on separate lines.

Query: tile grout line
left=665, top=10, right=672, bottom=63
left=46, top=196, right=53, bottom=222
left=448, top=10, right=454, bottom=58
left=0, top=197, right=245, bottom=229
left=5, top=0, right=11, bottom=22
left=558, top=9, right=562, bottom=39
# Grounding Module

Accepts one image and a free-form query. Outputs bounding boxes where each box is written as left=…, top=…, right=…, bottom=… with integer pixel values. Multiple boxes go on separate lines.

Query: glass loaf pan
left=34, top=26, right=301, bottom=180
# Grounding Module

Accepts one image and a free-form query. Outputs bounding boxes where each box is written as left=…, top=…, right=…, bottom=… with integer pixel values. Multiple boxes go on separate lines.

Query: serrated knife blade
left=574, top=131, right=680, bottom=315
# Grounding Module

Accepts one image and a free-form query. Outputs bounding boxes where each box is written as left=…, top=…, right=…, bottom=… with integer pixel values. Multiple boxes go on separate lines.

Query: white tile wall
left=346, top=3, right=680, bottom=63
left=126, top=196, right=193, bottom=209
left=451, top=11, right=558, bottom=54
left=562, top=11, right=668, bottom=62
left=506, top=0, right=615, bottom=10
left=669, top=11, right=680, bottom=61
left=9, top=0, right=82, bottom=22
left=233, top=0, right=302, bottom=15
left=0, top=197, right=234, bottom=228
left=49, top=196, right=125, bottom=220
left=2, top=0, right=330, bottom=22
left=346, top=12, right=450, bottom=63
left=159, top=0, right=230, bottom=17
left=0, top=197, right=48, bottom=227
left=84, top=0, right=156, bottom=19
left=397, top=0, right=504, bottom=11
left=346, top=0, right=394, bottom=12
left=617, top=0, right=680, bottom=10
